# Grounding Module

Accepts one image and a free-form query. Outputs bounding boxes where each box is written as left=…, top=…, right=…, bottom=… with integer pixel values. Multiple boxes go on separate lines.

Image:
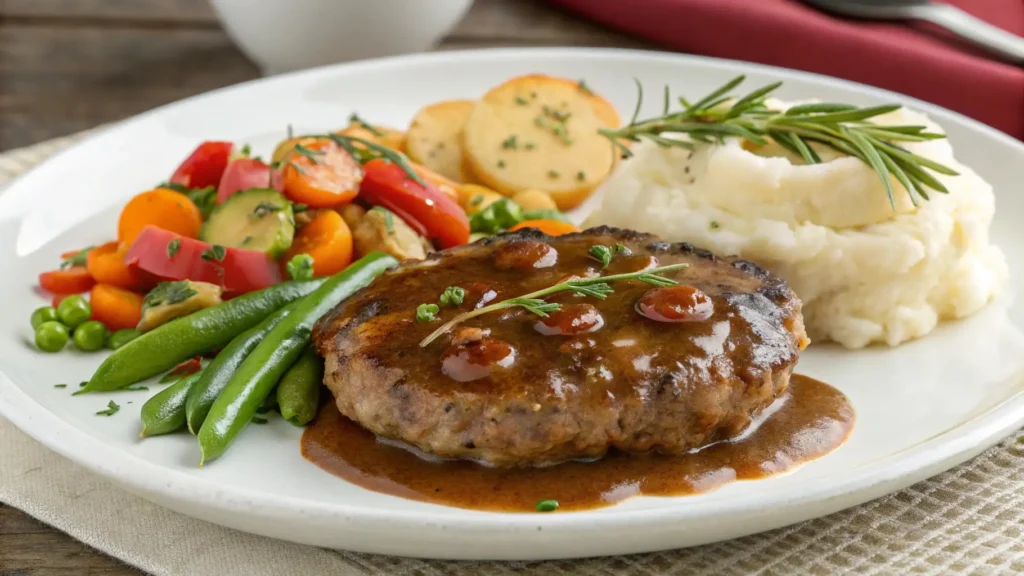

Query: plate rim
left=3, top=45, right=1024, bottom=536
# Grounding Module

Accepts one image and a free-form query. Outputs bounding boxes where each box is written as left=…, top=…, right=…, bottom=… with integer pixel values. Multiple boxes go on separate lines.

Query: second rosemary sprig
left=598, top=75, right=958, bottom=209
left=276, top=131, right=424, bottom=186
left=418, top=262, right=689, bottom=347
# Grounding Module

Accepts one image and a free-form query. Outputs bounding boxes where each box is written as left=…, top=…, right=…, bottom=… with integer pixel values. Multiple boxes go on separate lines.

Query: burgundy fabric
left=550, top=0, right=1024, bottom=139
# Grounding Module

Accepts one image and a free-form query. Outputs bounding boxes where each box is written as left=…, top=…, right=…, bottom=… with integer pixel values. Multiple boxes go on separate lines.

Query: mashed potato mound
left=587, top=104, right=1007, bottom=349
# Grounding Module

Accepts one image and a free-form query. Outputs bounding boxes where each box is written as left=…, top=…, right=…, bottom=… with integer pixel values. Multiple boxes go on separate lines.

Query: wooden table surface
left=0, top=1, right=656, bottom=574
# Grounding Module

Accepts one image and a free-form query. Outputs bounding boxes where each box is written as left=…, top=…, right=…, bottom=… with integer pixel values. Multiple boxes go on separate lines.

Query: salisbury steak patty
left=313, top=227, right=808, bottom=467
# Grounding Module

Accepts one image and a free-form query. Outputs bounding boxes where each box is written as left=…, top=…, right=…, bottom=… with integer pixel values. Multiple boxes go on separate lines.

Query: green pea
left=56, top=295, right=91, bottom=328
left=107, top=328, right=141, bottom=350
left=30, top=306, right=59, bottom=330
left=35, top=321, right=69, bottom=352
left=73, top=321, right=108, bottom=352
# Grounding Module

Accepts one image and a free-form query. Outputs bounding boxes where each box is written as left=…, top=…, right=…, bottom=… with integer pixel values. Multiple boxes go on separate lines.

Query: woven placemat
left=3, top=133, right=1024, bottom=576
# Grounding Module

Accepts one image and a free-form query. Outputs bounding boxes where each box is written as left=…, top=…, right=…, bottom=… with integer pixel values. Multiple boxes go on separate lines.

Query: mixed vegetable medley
left=29, top=73, right=614, bottom=464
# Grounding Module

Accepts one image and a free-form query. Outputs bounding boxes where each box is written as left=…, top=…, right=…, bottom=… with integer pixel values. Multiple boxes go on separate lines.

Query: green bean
left=140, top=370, right=203, bottom=437
left=198, top=252, right=397, bottom=465
left=79, top=278, right=326, bottom=394
left=277, top=346, right=323, bottom=427
left=185, top=303, right=295, bottom=433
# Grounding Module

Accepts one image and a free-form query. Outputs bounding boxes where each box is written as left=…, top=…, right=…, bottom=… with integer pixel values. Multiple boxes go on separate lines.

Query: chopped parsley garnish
left=577, top=79, right=592, bottom=95
left=200, top=245, right=226, bottom=262
left=524, top=142, right=536, bottom=150
left=286, top=254, right=315, bottom=281
left=515, top=96, right=529, bottom=106
left=239, top=143, right=252, bottom=157
left=60, top=246, right=94, bottom=269
left=439, top=286, right=465, bottom=308
left=157, top=182, right=217, bottom=219
left=542, top=105, right=571, bottom=123
left=124, top=385, right=149, bottom=392
left=166, top=238, right=181, bottom=259
left=415, top=303, right=440, bottom=324
left=143, top=281, right=198, bottom=313
left=470, top=195, right=485, bottom=207
left=576, top=170, right=586, bottom=181
left=497, top=160, right=506, bottom=169
left=252, top=416, right=269, bottom=424
left=54, top=384, right=67, bottom=389
left=501, top=134, right=518, bottom=149
left=589, top=245, right=614, bottom=268
left=710, top=221, right=721, bottom=229
left=588, top=242, right=630, bottom=268
left=547, top=170, right=560, bottom=179
left=535, top=499, right=559, bottom=512
left=96, top=400, right=120, bottom=416
left=186, top=186, right=218, bottom=219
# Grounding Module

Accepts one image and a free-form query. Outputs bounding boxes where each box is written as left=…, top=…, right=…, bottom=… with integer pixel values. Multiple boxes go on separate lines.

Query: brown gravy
left=301, top=374, right=854, bottom=512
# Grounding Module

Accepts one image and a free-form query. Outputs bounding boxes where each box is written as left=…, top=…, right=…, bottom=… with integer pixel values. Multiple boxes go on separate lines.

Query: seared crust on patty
left=314, top=227, right=807, bottom=467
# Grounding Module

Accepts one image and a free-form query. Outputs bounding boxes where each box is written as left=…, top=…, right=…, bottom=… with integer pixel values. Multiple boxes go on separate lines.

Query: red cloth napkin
left=550, top=0, right=1024, bottom=139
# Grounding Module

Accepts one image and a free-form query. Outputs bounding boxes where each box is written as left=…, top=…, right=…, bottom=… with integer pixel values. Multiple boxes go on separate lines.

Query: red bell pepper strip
left=358, top=159, right=470, bottom=249
left=170, top=141, right=234, bottom=190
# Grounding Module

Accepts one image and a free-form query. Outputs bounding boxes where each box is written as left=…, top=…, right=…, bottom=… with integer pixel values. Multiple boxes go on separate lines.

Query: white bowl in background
left=210, top=0, right=474, bottom=75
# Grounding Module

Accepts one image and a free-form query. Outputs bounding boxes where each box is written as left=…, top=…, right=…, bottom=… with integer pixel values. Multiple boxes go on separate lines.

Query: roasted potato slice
left=406, top=100, right=475, bottom=182
left=462, top=75, right=618, bottom=210
left=512, top=188, right=558, bottom=211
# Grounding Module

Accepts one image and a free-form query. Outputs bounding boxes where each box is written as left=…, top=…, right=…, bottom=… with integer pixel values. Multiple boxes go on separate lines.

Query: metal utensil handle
left=911, top=4, right=1024, bottom=63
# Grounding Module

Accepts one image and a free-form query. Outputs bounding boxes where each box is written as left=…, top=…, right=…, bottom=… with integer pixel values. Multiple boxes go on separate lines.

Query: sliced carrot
left=90, top=284, right=144, bottom=331
left=282, top=140, right=362, bottom=208
left=509, top=219, right=581, bottom=236
left=39, top=266, right=96, bottom=294
left=86, top=241, right=143, bottom=290
left=117, top=188, right=203, bottom=245
left=282, top=210, right=353, bottom=278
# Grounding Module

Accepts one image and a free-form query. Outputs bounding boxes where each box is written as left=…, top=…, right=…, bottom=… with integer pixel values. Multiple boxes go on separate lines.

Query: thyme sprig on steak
left=418, top=262, right=688, bottom=347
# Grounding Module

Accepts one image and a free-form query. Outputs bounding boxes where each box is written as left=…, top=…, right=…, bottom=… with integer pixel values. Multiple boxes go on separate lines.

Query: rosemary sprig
left=599, top=75, right=958, bottom=208
left=290, top=132, right=425, bottom=186
left=418, top=263, right=688, bottom=347
left=348, top=112, right=384, bottom=137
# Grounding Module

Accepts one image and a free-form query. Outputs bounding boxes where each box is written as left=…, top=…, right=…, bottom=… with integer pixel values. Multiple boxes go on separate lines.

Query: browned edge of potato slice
left=461, top=74, right=619, bottom=210
left=405, top=100, right=475, bottom=182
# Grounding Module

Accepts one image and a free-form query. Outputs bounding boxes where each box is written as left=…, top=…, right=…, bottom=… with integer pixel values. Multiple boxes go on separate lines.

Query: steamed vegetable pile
left=30, top=73, right=616, bottom=463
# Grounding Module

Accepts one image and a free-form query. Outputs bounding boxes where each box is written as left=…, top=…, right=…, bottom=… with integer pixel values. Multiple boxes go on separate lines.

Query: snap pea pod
left=140, top=370, right=203, bottom=437
left=185, top=302, right=296, bottom=433
left=198, top=252, right=397, bottom=465
left=277, top=346, right=324, bottom=427
left=79, top=278, right=326, bottom=394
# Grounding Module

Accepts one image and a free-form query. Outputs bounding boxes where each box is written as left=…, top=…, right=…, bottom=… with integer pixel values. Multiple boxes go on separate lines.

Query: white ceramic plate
left=1, top=48, right=1023, bottom=561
